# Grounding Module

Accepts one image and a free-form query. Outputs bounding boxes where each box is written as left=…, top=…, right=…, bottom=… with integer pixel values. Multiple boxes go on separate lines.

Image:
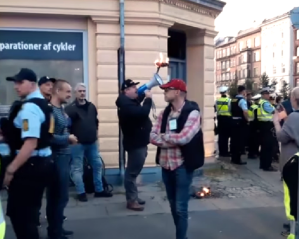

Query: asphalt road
left=5, top=206, right=286, bottom=239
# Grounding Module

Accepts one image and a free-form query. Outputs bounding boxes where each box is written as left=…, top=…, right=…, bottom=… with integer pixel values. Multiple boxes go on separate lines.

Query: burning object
left=195, top=186, right=211, bottom=199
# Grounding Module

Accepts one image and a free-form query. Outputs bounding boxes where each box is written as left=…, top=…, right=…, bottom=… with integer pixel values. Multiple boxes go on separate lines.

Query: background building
left=0, top=0, right=225, bottom=183
left=236, top=27, right=261, bottom=87
left=261, top=7, right=299, bottom=90
left=215, top=27, right=261, bottom=89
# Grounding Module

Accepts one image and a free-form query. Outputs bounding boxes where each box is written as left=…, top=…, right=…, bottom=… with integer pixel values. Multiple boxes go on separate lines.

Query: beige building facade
left=0, top=0, right=225, bottom=178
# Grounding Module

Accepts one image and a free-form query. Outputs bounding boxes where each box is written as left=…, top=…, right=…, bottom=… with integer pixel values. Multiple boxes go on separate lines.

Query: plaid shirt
left=150, top=107, right=200, bottom=171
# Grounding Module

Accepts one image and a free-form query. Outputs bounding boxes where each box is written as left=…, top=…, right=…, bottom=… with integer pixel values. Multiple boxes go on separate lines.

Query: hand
left=3, top=171, right=14, bottom=187
left=273, top=111, right=280, bottom=123
left=144, top=90, right=152, bottom=98
left=69, top=134, right=78, bottom=144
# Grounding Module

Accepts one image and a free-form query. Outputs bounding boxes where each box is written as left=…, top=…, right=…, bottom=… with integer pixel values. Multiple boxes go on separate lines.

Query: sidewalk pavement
left=3, top=158, right=286, bottom=239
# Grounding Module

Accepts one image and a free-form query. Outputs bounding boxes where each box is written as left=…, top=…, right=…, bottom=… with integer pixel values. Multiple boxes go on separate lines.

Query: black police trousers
left=7, top=156, right=54, bottom=239
left=217, top=115, right=231, bottom=156
left=259, top=122, right=275, bottom=169
left=231, top=119, right=247, bottom=163
left=248, top=122, right=260, bottom=157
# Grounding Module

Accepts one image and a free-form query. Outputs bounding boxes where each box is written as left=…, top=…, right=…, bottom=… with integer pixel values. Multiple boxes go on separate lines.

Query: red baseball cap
left=160, top=79, right=187, bottom=92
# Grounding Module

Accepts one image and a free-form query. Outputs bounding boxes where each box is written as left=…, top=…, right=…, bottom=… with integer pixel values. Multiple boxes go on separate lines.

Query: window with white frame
left=223, top=49, right=226, bottom=57
left=222, top=61, right=225, bottom=69
left=297, top=29, right=299, bottom=40
left=254, top=37, right=260, bottom=47
left=297, top=47, right=299, bottom=56
left=297, top=63, right=299, bottom=73
left=227, top=48, right=230, bottom=56
left=239, top=42, right=243, bottom=51
left=254, top=68, right=257, bottom=76
left=247, top=39, right=251, bottom=48
left=231, top=46, right=234, bottom=54
left=226, top=73, right=229, bottom=80
left=219, top=50, right=222, bottom=58
left=282, top=63, right=285, bottom=73
left=226, top=61, right=229, bottom=68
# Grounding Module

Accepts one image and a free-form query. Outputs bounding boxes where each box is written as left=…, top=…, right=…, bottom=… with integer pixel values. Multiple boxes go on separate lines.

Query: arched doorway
left=168, top=29, right=186, bottom=81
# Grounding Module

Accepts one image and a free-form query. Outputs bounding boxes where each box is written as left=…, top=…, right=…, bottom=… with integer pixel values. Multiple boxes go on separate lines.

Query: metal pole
left=118, top=0, right=126, bottom=186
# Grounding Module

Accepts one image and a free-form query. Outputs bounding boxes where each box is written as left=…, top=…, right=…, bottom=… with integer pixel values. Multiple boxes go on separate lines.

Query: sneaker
left=94, top=191, right=113, bottom=198
left=77, top=193, right=88, bottom=202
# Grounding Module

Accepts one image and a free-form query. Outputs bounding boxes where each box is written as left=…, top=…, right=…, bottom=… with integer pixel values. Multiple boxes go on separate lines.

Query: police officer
left=257, top=87, right=277, bottom=171
left=215, top=86, right=231, bottom=157
left=230, top=85, right=248, bottom=165
left=247, top=94, right=261, bottom=159
left=3, top=68, right=55, bottom=239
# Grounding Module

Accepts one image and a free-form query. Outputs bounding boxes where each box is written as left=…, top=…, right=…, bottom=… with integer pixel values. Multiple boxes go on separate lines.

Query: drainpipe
left=118, top=0, right=126, bottom=185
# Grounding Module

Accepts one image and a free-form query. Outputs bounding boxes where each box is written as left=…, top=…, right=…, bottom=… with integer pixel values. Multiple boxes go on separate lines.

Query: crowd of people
left=0, top=70, right=205, bottom=239
left=215, top=84, right=299, bottom=238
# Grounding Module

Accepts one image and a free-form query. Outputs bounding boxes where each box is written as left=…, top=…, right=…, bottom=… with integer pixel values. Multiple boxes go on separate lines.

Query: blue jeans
left=70, top=142, right=103, bottom=194
left=46, top=154, right=70, bottom=237
left=162, top=165, right=193, bottom=239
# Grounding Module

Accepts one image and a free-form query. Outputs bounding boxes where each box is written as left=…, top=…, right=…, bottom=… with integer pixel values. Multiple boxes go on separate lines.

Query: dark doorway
left=168, top=30, right=187, bottom=81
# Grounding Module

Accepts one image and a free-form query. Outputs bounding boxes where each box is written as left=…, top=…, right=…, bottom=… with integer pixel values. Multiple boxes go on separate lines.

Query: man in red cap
left=150, top=79, right=204, bottom=239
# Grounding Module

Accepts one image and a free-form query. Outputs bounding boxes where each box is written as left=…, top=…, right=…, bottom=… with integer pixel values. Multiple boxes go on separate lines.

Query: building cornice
left=237, top=28, right=261, bottom=39
left=129, top=0, right=224, bottom=18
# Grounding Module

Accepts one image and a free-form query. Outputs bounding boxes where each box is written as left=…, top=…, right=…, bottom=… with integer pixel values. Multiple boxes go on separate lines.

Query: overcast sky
left=215, top=0, right=298, bottom=37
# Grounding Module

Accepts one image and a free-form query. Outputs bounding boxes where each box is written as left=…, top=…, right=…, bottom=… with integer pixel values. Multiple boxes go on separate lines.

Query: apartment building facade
left=215, top=27, right=261, bottom=89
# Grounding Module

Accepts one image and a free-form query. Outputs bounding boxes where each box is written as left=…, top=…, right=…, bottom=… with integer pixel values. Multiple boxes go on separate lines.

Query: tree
left=259, top=72, right=277, bottom=90
left=280, top=80, right=290, bottom=100
left=228, top=77, right=238, bottom=98
left=260, top=72, right=270, bottom=88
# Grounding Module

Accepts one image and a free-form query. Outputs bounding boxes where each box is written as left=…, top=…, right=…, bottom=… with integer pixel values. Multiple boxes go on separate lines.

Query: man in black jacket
left=65, top=83, right=112, bottom=202
left=115, top=79, right=152, bottom=211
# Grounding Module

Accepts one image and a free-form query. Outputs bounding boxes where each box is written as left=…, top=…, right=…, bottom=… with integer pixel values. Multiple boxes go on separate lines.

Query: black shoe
left=137, top=198, right=146, bottom=205
left=231, top=160, right=247, bottom=165
left=62, top=229, right=74, bottom=236
left=283, top=222, right=290, bottom=230
left=263, top=166, right=278, bottom=172
left=77, top=193, right=88, bottom=202
left=94, top=191, right=113, bottom=198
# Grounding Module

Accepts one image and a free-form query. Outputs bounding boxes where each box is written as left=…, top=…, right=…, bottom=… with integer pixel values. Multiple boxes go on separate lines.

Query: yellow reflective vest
left=282, top=152, right=299, bottom=239
left=248, top=104, right=259, bottom=121
left=216, top=97, right=231, bottom=116
left=257, top=99, right=274, bottom=122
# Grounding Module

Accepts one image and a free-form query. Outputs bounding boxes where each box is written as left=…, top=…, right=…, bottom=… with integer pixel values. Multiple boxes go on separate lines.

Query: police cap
left=219, top=86, right=228, bottom=93
left=252, top=94, right=261, bottom=100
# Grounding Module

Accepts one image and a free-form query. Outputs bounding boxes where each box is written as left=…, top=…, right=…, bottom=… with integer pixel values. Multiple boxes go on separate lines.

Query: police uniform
left=257, top=88, right=277, bottom=171
left=230, top=93, right=248, bottom=165
left=4, top=69, right=55, bottom=239
left=247, top=94, right=261, bottom=159
left=216, top=86, right=231, bottom=157
left=282, top=152, right=299, bottom=239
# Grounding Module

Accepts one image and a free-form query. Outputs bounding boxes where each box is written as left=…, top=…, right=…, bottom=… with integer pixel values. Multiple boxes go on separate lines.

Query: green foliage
left=259, top=72, right=277, bottom=90
left=260, top=73, right=270, bottom=88
left=280, top=80, right=290, bottom=100
left=228, top=78, right=238, bottom=98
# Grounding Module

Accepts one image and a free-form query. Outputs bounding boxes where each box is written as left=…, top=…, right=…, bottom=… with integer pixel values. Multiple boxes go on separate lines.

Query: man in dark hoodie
left=115, top=79, right=152, bottom=211
left=65, top=83, right=112, bottom=202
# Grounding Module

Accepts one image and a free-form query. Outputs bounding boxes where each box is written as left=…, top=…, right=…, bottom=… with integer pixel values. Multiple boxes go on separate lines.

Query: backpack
left=83, top=157, right=113, bottom=194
